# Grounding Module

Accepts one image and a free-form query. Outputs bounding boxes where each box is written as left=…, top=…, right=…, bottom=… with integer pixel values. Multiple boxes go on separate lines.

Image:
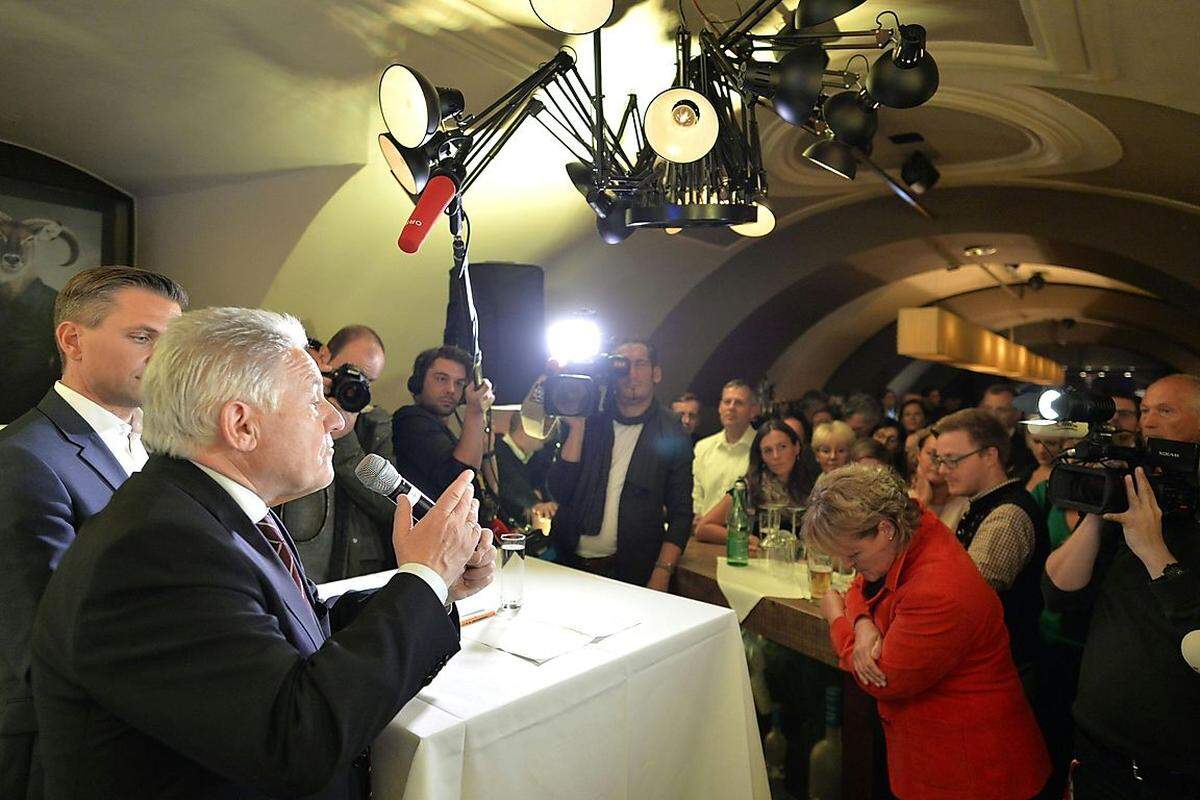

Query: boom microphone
left=355, top=454, right=434, bottom=519
left=398, top=172, right=458, bottom=254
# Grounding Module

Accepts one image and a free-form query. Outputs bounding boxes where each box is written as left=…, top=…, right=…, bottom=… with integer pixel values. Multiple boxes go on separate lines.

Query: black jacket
left=548, top=402, right=692, bottom=585
left=1044, top=518, right=1200, bottom=772
left=32, top=456, right=460, bottom=799
left=391, top=404, right=474, bottom=499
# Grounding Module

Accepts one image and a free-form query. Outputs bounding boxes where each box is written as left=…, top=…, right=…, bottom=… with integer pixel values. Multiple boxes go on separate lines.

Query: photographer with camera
left=1044, top=374, right=1200, bottom=799
left=392, top=345, right=494, bottom=501
left=276, top=325, right=397, bottom=581
left=547, top=339, right=693, bottom=591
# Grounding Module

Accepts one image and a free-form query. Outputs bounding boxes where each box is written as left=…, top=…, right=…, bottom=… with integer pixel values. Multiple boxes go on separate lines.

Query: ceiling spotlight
left=866, top=23, right=939, bottom=109
left=644, top=88, right=720, bottom=163
left=822, top=91, right=878, bottom=148
left=379, top=64, right=464, bottom=148
left=731, top=200, right=777, bottom=237
left=664, top=227, right=683, bottom=235
left=962, top=244, right=996, bottom=258
left=1027, top=271, right=1047, bottom=292
left=900, top=150, right=939, bottom=194
left=795, top=0, right=867, bottom=28
left=803, top=138, right=857, bottom=179
left=529, top=0, right=614, bottom=35
left=741, top=44, right=829, bottom=127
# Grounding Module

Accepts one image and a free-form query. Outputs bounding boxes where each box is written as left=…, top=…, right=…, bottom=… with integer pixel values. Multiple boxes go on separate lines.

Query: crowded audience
left=5, top=263, right=1196, bottom=800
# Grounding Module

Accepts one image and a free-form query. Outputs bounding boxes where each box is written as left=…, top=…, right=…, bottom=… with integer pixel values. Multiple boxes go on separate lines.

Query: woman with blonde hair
left=811, top=420, right=854, bottom=474
left=806, top=464, right=1050, bottom=800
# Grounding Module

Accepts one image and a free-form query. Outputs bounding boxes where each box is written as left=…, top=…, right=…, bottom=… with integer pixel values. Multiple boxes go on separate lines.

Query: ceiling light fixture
left=900, top=150, right=939, bottom=194
left=376, top=0, right=938, bottom=247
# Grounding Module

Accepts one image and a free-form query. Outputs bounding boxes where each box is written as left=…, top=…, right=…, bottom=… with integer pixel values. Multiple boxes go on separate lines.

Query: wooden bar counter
left=673, top=540, right=892, bottom=800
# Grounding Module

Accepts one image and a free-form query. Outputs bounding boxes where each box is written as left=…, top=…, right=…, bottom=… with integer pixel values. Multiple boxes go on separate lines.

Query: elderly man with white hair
left=30, top=307, right=494, bottom=800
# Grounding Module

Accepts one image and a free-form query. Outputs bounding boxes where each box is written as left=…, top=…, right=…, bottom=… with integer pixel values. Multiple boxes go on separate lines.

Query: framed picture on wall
left=0, top=142, right=134, bottom=423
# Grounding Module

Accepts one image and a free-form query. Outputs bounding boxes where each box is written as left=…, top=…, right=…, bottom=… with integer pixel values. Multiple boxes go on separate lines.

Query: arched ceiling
left=2, top=0, right=1199, bottom=404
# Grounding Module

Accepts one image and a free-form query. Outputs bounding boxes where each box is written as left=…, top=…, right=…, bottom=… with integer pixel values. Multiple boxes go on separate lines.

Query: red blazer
left=829, top=509, right=1050, bottom=800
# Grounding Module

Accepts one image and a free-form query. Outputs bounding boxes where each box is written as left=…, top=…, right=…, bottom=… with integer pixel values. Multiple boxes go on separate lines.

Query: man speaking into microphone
left=31, top=307, right=494, bottom=800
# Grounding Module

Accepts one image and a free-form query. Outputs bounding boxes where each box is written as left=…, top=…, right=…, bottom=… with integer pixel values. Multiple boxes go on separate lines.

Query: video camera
left=543, top=353, right=630, bottom=417
left=1033, top=388, right=1200, bottom=517
left=307, top=337, right=372, bottom=413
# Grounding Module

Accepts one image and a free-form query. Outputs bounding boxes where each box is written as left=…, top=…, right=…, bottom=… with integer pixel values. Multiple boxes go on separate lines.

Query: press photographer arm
left=452, top=378, right=494, bottom=470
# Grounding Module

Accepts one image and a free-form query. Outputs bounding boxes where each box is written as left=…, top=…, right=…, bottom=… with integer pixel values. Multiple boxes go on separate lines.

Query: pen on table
left=460, top=610, right=497, bottom=627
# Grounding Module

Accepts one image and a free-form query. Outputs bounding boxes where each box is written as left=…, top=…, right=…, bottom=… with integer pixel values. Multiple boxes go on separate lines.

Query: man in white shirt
left=692, top=380, right=760, bottom=516
left=548, top=339, right=693, bottom=591
left=0, top=267, right=186, bottom=800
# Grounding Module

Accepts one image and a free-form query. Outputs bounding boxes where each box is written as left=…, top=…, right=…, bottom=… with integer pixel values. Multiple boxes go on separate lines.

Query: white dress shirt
left=191, top=462, right=448, bottom=604
left=577, top=420, right=643, bottom=558
left=54, top=382, right=148, bottom=475
left=692, top=425, right=756, bottom=515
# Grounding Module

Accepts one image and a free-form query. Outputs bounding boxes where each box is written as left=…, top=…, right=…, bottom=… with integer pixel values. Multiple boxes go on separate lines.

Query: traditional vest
left=956, top=480, right=1050, bottom=667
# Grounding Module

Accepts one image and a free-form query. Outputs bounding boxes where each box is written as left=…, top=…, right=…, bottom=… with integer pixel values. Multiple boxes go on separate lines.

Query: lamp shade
left=644, top=88, right=719, bottom=163
left=803, top=138, right=856, bottom=179
left=596, top=203, right=635, bottom=243
left=822, top=91, right=877, bottom=148
left=866, top=25, right=939, bottom=109
left=530, top=0, right=614, bottom=35
left=794, top=0, right=866, bottom=28
left=379, top=132, right=442, bottom=195
left=731, top=201, right=776, bottom=237
left=379, top=64, right=464, bottom=148
left=770, top=45, right=829, bottom=126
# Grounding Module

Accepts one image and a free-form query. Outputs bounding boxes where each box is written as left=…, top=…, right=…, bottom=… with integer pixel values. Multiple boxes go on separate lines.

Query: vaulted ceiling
left=3, top=0, right=1199, bottom=403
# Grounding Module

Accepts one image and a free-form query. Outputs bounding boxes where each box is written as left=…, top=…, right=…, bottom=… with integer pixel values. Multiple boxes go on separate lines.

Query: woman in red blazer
left=804, top=464, right=1050, bottom=800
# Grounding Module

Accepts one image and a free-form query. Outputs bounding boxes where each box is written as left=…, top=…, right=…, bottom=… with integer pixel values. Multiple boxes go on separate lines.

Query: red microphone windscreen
left=398, top=173, right=458, bottom=254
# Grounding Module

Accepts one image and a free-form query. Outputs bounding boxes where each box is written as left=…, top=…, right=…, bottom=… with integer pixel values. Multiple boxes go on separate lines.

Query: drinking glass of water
left=499, top=532, right=526, bottom=613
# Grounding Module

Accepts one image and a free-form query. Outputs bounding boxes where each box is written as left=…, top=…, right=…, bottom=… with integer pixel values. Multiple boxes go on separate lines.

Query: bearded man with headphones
left=392, top=345, right=495, bottom=501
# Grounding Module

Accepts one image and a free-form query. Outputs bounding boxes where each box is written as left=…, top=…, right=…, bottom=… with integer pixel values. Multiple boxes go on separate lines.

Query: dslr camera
left=307, top=337, right=372, bottom=413
left=543, top=353, right=631, bottom=417
left=1036, top=388, right=1200, bottom=517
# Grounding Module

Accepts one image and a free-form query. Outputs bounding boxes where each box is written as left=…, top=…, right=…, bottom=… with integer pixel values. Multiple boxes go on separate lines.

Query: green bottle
left=727, top=478, right=750, bottom=566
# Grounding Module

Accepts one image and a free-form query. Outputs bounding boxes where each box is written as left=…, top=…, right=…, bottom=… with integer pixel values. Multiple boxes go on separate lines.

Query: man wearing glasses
left=277, top=325, right=398, bottom=581
left=931, top=408, right=1050, bottom=675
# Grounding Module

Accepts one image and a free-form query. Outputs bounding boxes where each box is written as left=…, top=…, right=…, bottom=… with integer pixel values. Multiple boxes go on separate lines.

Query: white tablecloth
left=319, top=558, right=769, bottom=800
left=715, top=557, right=811, bottom=622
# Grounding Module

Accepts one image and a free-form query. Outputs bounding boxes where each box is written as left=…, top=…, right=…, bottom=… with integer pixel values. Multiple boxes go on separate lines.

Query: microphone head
left=355, top=454, right=401, bottom=496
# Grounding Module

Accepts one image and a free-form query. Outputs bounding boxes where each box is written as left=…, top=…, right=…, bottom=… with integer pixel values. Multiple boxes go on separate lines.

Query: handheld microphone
left=355, top=454, right=434, bottom=519
left=398, top=173, right=458, bottom=254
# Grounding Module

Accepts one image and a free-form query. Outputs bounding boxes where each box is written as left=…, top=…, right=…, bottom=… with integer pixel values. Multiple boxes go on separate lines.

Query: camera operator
left=276, top=325, right=396, bottom=581
left=1044, top=374, right=1200, bottom=799
left=392, top=345, right=494, bottom=500
left=547, top=339, right=692, bottom=591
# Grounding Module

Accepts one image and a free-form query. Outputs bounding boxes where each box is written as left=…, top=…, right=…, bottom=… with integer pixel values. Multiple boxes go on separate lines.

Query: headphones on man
left=407, top=348, right=438, bottom=397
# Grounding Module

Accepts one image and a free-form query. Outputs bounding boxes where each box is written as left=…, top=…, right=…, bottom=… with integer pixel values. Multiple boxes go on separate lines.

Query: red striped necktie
left=256, top=512, right=308, bottom=600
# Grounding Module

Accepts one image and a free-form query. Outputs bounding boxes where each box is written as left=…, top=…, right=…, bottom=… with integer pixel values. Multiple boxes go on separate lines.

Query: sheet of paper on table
left=461, top=616, right=595, bottom=664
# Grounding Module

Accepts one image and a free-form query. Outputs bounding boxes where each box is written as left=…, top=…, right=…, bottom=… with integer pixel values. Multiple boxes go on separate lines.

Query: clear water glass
left=499, top=532, right=526, bottom=613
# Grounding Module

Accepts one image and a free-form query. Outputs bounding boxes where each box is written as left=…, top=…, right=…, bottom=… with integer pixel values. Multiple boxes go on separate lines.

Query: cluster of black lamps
left=378, top=0, right=940, bottom=245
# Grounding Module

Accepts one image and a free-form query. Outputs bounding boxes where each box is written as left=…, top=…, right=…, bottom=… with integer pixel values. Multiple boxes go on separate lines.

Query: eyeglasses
left=932, top=447, right=985, bottom=470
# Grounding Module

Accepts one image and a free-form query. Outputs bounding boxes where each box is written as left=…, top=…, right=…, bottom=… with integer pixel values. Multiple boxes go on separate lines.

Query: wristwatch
left=1154, top=562, right=1188, bottom=583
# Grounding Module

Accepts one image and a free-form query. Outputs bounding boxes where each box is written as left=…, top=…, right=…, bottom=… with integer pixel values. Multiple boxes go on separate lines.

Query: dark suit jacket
left=0, top=389, right=129, bottom=740
left=32, top=456, right=461, bottom=800
left=548, top=402, right=693, bottom=585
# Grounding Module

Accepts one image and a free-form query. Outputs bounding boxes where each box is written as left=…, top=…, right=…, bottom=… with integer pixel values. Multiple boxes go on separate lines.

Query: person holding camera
left=547, top=339, right=693, bottom=591
left=392, top=344, right=494, bottom=501
left=1044, top=374, right=1200, bottom=799
left=276, top=325, right=397, bottom=582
